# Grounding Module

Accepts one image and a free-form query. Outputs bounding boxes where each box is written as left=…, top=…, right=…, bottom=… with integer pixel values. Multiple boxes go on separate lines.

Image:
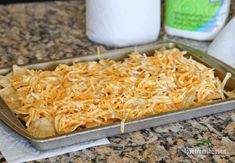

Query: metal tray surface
left=0, top=41, right=234, bottom=150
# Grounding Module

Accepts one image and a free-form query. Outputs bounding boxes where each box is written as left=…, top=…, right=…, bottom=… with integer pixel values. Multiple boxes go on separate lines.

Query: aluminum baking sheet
left=0, top=41, right=234, bottom=150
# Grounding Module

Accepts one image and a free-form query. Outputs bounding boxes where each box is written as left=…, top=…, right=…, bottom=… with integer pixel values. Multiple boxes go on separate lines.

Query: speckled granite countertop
left=0, top=1, right=235, bottom=162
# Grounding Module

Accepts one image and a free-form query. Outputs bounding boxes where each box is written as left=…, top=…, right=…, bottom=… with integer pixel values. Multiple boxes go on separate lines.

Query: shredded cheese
left=0, top=48, right=234, bottom=138
left=97, top=47, right=101, bottom=60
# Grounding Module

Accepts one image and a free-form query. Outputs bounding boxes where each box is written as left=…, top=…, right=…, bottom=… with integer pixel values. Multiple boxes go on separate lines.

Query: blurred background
left=0, top=0, right=234, bottom=67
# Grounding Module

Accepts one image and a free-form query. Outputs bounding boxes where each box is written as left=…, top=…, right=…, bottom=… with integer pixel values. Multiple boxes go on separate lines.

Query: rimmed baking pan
left=0, top=41, right=234, bottom=150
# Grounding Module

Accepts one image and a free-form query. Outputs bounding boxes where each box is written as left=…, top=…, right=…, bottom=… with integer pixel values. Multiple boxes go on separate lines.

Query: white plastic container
left=86, top=0, right=161, bottom=47
left=165, top=0, right=231, bottom=41
left=208, top=17, right=235, bottom=68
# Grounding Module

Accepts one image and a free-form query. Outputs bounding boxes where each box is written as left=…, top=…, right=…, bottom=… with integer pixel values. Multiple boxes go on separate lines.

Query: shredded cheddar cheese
left=0, top=48, right=234, bottom=138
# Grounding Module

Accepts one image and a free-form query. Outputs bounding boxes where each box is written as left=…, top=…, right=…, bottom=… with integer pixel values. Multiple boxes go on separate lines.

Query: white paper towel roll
left=86, top=0, right=161, bottom=47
